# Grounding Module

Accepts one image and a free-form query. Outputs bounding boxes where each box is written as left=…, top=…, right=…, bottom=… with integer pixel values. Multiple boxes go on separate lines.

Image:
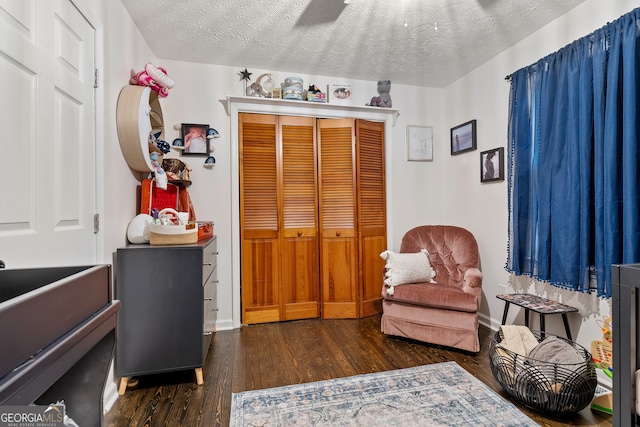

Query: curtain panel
left=506, top=8, right=640, bottom=298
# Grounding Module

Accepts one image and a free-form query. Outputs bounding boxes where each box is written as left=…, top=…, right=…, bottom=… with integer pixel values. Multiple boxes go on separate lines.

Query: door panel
left=356, top=120, right=386, bottom=317
left=318, top=119, right=358, bottom=318
left=240, top=114, right=280, bottom=323
left=0, top=0, right=97, bottom=267
left=280, top=116, right=319, bottom=320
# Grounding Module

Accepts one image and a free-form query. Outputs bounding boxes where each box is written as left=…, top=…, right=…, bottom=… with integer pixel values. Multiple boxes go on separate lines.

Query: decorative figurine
left=246, top=82, right=263, bottom=97
left=367, top=80, right=392, bottom=108
left=239, top=68, right=253, bottom=95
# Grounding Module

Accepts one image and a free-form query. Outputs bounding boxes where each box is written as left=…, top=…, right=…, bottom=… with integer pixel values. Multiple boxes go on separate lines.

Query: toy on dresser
left=149, top=151, right=167, bottom=190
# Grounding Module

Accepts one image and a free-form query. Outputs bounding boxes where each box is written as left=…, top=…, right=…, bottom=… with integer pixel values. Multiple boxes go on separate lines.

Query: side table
left=497, top=293, right=578, bottom=340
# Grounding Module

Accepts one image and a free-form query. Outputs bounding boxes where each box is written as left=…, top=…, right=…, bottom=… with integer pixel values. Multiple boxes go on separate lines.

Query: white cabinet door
left=0, top=0, right=97, bottom=268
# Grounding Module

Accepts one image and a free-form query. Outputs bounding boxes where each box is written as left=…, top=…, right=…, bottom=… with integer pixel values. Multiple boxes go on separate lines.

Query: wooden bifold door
left=239, top=113, right=386, bottom=324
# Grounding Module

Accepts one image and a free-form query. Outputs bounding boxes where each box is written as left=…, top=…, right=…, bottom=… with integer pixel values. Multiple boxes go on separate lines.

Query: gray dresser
left=115, top=236, right=217, bottom=393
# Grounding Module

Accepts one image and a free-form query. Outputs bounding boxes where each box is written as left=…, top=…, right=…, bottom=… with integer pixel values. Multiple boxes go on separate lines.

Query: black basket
left=489, top=329, right=597, bottom=414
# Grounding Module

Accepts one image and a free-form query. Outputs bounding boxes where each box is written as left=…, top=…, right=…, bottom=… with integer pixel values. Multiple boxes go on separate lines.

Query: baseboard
left=215, top=318, right=235, bottom=331
left=478, top=312, right=500, bottom=331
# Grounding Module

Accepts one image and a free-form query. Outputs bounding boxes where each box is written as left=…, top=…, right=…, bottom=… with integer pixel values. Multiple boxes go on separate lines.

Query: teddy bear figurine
left=367, top=80, right=392, bottom=108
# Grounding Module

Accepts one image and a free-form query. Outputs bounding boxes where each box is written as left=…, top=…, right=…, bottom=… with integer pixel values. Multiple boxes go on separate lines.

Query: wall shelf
left=221, top=96, right=399, bottom=126
left=116, top=86, right=165, bottom=172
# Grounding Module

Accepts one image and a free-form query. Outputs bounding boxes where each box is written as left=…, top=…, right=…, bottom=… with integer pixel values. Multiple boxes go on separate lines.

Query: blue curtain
left=507, top=8, right=640, bottom=298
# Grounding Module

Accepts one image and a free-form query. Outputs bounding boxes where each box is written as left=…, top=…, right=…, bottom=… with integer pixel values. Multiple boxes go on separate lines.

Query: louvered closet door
left=280, top=116, right=320, bottom=320
left=356, top=120, right=386, bottom=317
left=240, top=113, right=280, bottom=324
left=318, top=119, right=359, bottom=318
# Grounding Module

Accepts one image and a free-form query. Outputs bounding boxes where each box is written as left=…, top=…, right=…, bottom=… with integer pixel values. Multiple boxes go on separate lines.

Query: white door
left=0, top=0, right=97, bottom=269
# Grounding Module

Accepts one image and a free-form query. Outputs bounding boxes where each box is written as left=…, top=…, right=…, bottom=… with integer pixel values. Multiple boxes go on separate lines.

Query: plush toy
left=130, top=63, right=175, bottom=98
left=149, top=151, right=167, bottom=190
left=368, top=80, right=392, bottom=108
left=149, top=130, right=170, bottom=153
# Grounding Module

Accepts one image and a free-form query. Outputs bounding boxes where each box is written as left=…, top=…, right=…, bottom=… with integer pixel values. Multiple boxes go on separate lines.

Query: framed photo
left=480, top=147, right=504, bottom=182
left=450, top=120, right=477, bottom=155
left=181, top=123, right=210, bottom=156
left=406, top=125, right=433, bottom=161
left=329, top=83, right=352, bottom=105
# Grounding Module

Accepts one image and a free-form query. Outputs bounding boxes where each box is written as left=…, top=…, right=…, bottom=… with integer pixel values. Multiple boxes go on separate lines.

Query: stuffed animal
left=368, top=80, right=392, bottom=108
left=149, top=130, right=170, bottom=153
left=130, top=63, right=175, bottom=98
left=149, top=151, right=167, bottom=190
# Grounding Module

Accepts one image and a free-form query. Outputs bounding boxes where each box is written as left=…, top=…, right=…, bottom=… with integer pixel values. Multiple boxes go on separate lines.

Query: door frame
left=223, top=97, right=399, bottom=329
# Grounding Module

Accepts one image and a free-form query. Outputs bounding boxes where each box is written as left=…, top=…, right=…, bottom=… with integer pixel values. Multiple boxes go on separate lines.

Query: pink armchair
left=381, top=225, right=483, bottom=352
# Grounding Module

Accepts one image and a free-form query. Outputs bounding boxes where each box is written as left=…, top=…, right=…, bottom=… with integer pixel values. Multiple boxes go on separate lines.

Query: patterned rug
left=230, top=361, right=538, bottom=426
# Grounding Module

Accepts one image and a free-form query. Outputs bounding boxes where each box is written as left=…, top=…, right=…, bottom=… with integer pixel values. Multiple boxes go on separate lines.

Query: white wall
left=442, top=0, right=638, bottom=385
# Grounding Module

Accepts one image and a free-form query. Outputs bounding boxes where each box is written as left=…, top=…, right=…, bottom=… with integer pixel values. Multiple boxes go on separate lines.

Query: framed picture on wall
left=480, top=147, right=504, bottom=182
left=450, top=120, right=477, bottom=155
left=181, top=123, right=210, bottom=156
left=406, top=125, right=433, bottom=161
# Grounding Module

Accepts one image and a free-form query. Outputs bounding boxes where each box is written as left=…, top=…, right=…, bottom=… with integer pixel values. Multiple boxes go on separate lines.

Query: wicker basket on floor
left=489, top=329, right=597, bottom=414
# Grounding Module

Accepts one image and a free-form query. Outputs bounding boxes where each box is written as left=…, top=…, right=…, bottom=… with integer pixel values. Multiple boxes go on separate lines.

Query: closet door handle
left=336, top=230, right=341, bottom=237
left=297, top=231, right=302, bottom=237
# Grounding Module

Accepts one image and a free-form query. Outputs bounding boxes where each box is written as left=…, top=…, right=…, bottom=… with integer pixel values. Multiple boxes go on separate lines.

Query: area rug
left=230, top=361, right=538, bottom=426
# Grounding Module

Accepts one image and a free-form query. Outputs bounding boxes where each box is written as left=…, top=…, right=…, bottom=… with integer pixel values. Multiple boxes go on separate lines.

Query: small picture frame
left=271, top=87, right=281, bottom=99
left=181, top=123, right=210, bottom=156
left=480, top=147, right=504, bottom=182
left=406, top=125, right=433, bottom=161
left=329, top=83, right=352, bottom=105
left=450, top=120, right=477, bottom=155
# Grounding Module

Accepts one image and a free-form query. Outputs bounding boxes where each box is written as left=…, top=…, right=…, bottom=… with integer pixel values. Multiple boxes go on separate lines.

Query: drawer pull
left=203, top=332, right=213, bottom=336
left=204, top=297, right=213, bottom=301
left=203, top=262, right=212, bottom=266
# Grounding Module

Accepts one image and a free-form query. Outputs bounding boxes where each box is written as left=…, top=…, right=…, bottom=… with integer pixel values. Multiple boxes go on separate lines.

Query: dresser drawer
left=202, top=237, right=217, bottom=284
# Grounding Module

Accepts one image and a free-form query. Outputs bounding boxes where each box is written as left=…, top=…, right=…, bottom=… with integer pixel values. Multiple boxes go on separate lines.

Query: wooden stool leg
left=118, top=377, right=130, bottom=396
left=195, top=368, right=203, bottom=386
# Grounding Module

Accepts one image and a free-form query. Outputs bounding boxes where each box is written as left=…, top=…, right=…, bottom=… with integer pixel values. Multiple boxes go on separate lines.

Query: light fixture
left=403, top=0, right=408, bottom=28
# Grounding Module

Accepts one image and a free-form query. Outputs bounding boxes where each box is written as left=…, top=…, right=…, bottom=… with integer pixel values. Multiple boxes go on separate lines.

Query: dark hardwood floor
left=104, top=315, right=612, bottom=427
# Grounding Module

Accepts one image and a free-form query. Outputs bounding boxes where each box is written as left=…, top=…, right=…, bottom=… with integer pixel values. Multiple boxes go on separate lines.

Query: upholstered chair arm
left=462, top=267, right=483, bottom=309
left=463, top=267, right=483, bottom=289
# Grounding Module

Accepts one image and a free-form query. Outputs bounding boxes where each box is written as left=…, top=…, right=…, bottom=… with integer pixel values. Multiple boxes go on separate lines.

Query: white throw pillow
left=379, top=249, right=436, bottom=295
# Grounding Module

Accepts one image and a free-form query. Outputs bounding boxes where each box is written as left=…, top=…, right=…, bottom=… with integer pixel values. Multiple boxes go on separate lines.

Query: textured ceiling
left=121, top=0, right=586, bottom=88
